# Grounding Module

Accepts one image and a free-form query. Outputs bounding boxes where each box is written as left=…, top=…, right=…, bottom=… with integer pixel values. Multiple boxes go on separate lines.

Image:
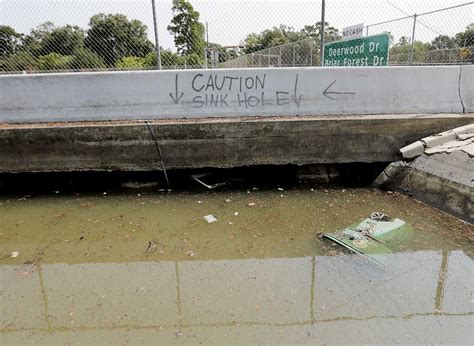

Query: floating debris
left=370, top=212, right=390, bottom=221
left=322, top=213, right=410, bottom=265
left=203, top=214, right=218, bottom=223
left=191, top=173, right=226, bottom=189
left=121, top=181, right=160, bottom=190
left=10, top=251, right=20, bottom=258
left=145, top=240, right=159, bottom=254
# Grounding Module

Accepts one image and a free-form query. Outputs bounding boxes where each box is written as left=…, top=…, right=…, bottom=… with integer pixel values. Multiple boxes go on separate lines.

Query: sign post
left=324, top=33, right=390, bottom=67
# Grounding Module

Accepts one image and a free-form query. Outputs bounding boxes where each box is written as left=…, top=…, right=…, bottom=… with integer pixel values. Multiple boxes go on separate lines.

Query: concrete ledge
left=1, top=113, right=473, bottom=173
left=400, top=123, right=474, bottom=159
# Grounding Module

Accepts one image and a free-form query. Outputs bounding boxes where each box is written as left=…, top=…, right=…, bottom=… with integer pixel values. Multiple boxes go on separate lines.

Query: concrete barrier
left=1, top=66, right=472, bottom=123
left=460, top=65, right=474, bottom=113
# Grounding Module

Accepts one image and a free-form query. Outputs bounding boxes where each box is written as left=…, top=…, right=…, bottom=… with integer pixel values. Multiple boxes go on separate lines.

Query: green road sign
left=324, top=33, right=390, bottom=67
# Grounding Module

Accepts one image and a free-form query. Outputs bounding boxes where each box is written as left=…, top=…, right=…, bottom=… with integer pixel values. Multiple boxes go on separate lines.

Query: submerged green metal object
left=323, top=215, right=408, bottom=265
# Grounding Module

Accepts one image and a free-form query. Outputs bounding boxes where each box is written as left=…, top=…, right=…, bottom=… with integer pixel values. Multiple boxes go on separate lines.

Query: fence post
left=205, top=22, right=209, bottom=69
left=310, top=41, right=313, bottom=66
left=279, top=46, right=282, bottom=67
left=293, top=43, right=296, bottom=66
left=409, top=14, right=417, bottom=65
left=320, top=0, right=326, bottom=66
left=151, top=0, right=161, bottom=70
left=366, top=26, right=369, bottom=36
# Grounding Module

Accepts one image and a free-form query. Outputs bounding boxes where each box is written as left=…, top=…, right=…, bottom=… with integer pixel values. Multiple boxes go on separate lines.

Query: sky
left=1, top=0, right=473, bottom=52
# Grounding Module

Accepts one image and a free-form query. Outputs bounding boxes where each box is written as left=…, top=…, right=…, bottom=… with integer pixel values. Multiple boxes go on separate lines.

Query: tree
left=85, top=14, right=154, bottom=66
left=0, top=51, right=36, bottom=71
left=454, top=25, right=474, bottom=62
left=389, top=38, right=429, bottom=64
left=167, top=0, right=205, bottom=59
left=68, top=48, right=105, bottom=70
left=241, top=22, right=341, bottom=56
left=22, top=22, right=55, bottom=56
left=454, top=25, right=474, bottom=47
left=38, top=25, right=85, bottom=56
left=398, top=36, right=410, bottom=45
left=207, top=43, right=239, bottom=65
left=0, top=26, right=23, bottom=58
left=115, top=56, right=146, bottom=69
left=36, top=53, right=72, bottom=70
left=430, top=35, right=456, bottom=50
left=242, top=25, right=306, bottom=54
left=301, top=21, right=341, bottom=43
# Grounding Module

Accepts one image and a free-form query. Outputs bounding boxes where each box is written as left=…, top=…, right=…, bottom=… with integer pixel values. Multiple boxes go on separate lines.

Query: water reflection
left=1, top=188, right=473, bottom=343
left=2, top=251, right=472, bottom=343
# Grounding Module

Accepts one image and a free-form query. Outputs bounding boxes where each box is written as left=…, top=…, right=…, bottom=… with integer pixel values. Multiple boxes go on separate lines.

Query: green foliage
left=389, top=38, right=430, bottom=64
left=37, top=25, right=85, bottom=56
left=68, top=48, right=106, bottom=70
left=301, top=21, right=341, bottom=43
left=207, top=43, right=239, bottom=64
left=115, top=56, right=146, bottom=69
left=243, top=25, right=306, bottom=54
left=242, top=22, right=340, bottom=55
left=36, top=52, right=73, bottom=70
left=167, top=0, right=205, bottom=58
left=0, top=51, right=37, bottom=71
left=157, top=49, right=185, bottom=66
left=0, top=25, right=23, bottom=58
left=22, top=22, right=55, bottom=56
left=430, top=35, right=456, bottom=50
left=85, top=14, right=154, bottom=66
left=454, top=25, right=474, bottom=47
left=183, top=52, right=203, bottom=67
left=144, top=50, right=203, bottom=68
left=21, top=22, right=84, bottom=57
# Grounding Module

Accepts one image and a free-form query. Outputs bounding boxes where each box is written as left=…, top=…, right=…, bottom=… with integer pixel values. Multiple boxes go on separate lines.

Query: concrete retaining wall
left=1, top=114, right=473, bottom=173
left=1, top=66, right=472, bottom=123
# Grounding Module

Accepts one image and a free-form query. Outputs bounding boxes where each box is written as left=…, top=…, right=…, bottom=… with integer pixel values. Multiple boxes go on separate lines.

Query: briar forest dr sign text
left=324, top=33, right=390, bottom=67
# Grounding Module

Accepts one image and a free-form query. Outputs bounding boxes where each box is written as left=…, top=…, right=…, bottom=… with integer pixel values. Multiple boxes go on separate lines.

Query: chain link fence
left=1, top=0, right=473, bottom=74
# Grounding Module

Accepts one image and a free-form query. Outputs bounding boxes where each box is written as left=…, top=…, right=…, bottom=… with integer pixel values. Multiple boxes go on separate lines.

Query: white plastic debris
left=203, top=214, right=218, bottom=223
left=234, top=212, right=239, bottom=216
left=10, top=251, right=20, bottom=258
left=248, top=202, right=256, bottom=206
left=278, top=188, right=284, bottom=191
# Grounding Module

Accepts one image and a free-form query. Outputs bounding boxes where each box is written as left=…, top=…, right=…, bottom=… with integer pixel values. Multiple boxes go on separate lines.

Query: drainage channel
left=1, top=164, right=472, bottom=343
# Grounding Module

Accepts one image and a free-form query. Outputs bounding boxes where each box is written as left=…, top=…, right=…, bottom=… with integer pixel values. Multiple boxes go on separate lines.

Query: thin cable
left=368, top=2, right=473, bottom=30
left=384, top=0, right=443, bottom=36
left=144, top=121, right=170, bottom=187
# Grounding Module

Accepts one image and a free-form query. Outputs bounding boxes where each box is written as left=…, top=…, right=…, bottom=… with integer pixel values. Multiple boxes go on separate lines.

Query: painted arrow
left=290, top=74, right=302, bottom=107
left=169, top=74, right=184, bottom=104
left=322, top=80, right=356, bottom=100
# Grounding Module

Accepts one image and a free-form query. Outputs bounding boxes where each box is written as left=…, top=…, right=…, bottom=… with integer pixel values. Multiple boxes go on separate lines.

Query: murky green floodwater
left=1, top=187, right=473, bottom=344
